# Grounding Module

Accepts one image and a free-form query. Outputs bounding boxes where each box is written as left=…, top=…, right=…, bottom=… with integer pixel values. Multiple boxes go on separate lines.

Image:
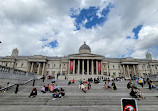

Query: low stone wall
left=149, top=74, right=158, bottom=82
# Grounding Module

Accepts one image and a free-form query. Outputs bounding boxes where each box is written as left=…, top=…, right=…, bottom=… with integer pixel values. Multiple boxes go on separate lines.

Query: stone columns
left=60, top=63, right=62, bottom=74
left=82, top=60, right=84, bottom=75
left=96, top=60, right=98, bottom=75
left=152, top=65, right=155, bottom=74
left=87, top=59, right=89, bottom=75
left=37, top=63, right=41, bottom=74
left=123, top=65, right=126, bottom=77
left=133, top=65, right=136, bottom=76
left=106, top=64, right=109, bottom=76
left=127, top=65, right=130, bottom=77
left=78, top=60, right=80, bottom=74
left=91, top=60, right=94, bottom=75
left=68, top=60, right=70, bottom=75
left=30, top=62, right=34, bottom=73
left=73, top=60, right=75, bottom=74
left=137, top=65, right=140, bottom=77
left=8, top=62, right=10, bottom=67
left=101, top=61, right=103, bottom=75
left=42, top=63, right=45, bottom=75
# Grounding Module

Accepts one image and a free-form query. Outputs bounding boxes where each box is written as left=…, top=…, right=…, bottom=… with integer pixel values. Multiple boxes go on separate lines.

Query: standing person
left=33, top=80, right=35, bottom=86
left=15, top=84, right=19, bottom=93
left=140, top=77, right=144, bottom=87
left=41, top=75, right=45, bottom=82
left=29, top=88, right=37, bottom=98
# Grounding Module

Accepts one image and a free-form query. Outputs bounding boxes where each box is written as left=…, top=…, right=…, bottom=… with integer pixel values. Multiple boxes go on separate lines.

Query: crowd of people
left=1, top=74, right=158, bottom=102
left=28, top=76, right=65, bottom=100
left=127, top=79, right=147, bottom=99
left=104, top=80, right=117, bottom=90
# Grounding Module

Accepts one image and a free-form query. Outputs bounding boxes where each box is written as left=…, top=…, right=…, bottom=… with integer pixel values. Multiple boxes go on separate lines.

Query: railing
left=0, top=65, right=39, bottom=92
left=149, top=74, right=158, bottom=82
left=0, top=77, right=43, bottom=92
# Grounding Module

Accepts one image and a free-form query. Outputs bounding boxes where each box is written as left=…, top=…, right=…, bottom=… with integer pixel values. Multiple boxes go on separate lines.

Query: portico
left=68, top=42, right=103, bottom=75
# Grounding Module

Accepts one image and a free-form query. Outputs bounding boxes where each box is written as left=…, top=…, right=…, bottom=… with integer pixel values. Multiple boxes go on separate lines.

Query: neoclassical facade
left=0, top=42, right=158, bottom=78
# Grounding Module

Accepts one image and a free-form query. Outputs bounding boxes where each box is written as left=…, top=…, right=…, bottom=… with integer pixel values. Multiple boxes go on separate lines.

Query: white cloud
left=0, top=0, right=158, bottom=60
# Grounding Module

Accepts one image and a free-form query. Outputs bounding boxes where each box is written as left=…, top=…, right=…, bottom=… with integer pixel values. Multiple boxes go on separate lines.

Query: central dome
left=79, top=42, right=91, bottom=54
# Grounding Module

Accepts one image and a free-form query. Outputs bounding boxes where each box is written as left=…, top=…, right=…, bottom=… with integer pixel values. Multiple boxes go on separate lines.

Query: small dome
left=79, top=42, right=91, bottom=54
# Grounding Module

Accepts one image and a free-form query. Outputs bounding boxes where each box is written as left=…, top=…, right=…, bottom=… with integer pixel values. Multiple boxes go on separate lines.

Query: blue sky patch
left=41, top=38, right=48, bottom=42
left=132, top=25, right=143, bottom=39
left=126, top=36, right=131, bottom=39
left=70, top=3, right=114, bottom=30
left=121, top=48, right=134, bottom=58
left=45, top=40, right=58, bottom=48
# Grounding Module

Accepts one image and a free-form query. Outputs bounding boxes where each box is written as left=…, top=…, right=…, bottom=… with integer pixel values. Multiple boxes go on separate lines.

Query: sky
left=0, top=0, right=158, bottom=59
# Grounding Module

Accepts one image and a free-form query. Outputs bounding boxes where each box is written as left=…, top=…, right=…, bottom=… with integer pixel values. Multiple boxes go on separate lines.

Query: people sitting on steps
left=68, top=80, right=72, bottom=85
left=80, top=83, right=87, bottom=93
left=53, top=85, right=59, bottom=92
left=60, top=88, right=65, bottom=97
left=136, top=88, right=145, bottom=99
left=72, top=78, right=75, bottom=83
left=52, top=90, right=61, bottom=100
left=45, top=84, right=50, bottom=92
left=52, top=87, right=65, bottom=100
left=87, top=82, right=91, bottom=90
left=129, top=87, right=138, bottom=98
left=29, top=87, right=37, bottom=98
left=49, top=83, right=54, bottom=93
left=127, top=81, right=132, bottom=89
left=94, top=78, right=100, bottom=84
left=111, top=81, right=117, bottom=90
left=52, top=78, right=56, bottom=83
left=106, top=81, right=111, bottom=89
left=41, top=86, right=46, bottom=93
left=104, top=82, right=107, bottom=90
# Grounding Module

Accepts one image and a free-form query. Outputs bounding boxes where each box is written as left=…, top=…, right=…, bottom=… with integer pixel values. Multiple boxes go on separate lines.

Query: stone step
left=0, top=105, right=158, bottom=111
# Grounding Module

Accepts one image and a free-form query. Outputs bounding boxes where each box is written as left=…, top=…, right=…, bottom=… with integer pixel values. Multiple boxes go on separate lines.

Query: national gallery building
left=0, top=42, right=158, bottom=78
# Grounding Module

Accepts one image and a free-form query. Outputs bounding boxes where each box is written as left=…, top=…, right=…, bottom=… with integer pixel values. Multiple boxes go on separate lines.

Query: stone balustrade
left=0, top=65, right=36, bottom=82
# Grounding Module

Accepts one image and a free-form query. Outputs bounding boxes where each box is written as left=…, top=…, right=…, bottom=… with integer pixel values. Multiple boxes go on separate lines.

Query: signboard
left=98, top=62, right=101, bottom=71
left=121, top=98, right=138, bottom=111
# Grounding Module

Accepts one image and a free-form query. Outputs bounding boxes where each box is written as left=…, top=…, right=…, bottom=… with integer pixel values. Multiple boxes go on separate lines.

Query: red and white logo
left=124, top=104, right=135, bottom=111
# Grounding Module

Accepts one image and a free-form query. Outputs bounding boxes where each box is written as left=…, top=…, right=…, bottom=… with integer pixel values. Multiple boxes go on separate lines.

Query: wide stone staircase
left=0, top=78, right=158, bottom=111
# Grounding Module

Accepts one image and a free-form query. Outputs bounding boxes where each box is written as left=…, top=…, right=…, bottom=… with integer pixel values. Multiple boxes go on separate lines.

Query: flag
left=70, top=61, right=73, bottom=70
left=98, top=62, right=101, bottom=71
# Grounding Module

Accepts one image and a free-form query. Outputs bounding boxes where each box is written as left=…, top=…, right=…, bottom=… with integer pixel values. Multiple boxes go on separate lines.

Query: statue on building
left=146, top=52, right=152, bottom=60
left=11, top=48, right=19, bottom=57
